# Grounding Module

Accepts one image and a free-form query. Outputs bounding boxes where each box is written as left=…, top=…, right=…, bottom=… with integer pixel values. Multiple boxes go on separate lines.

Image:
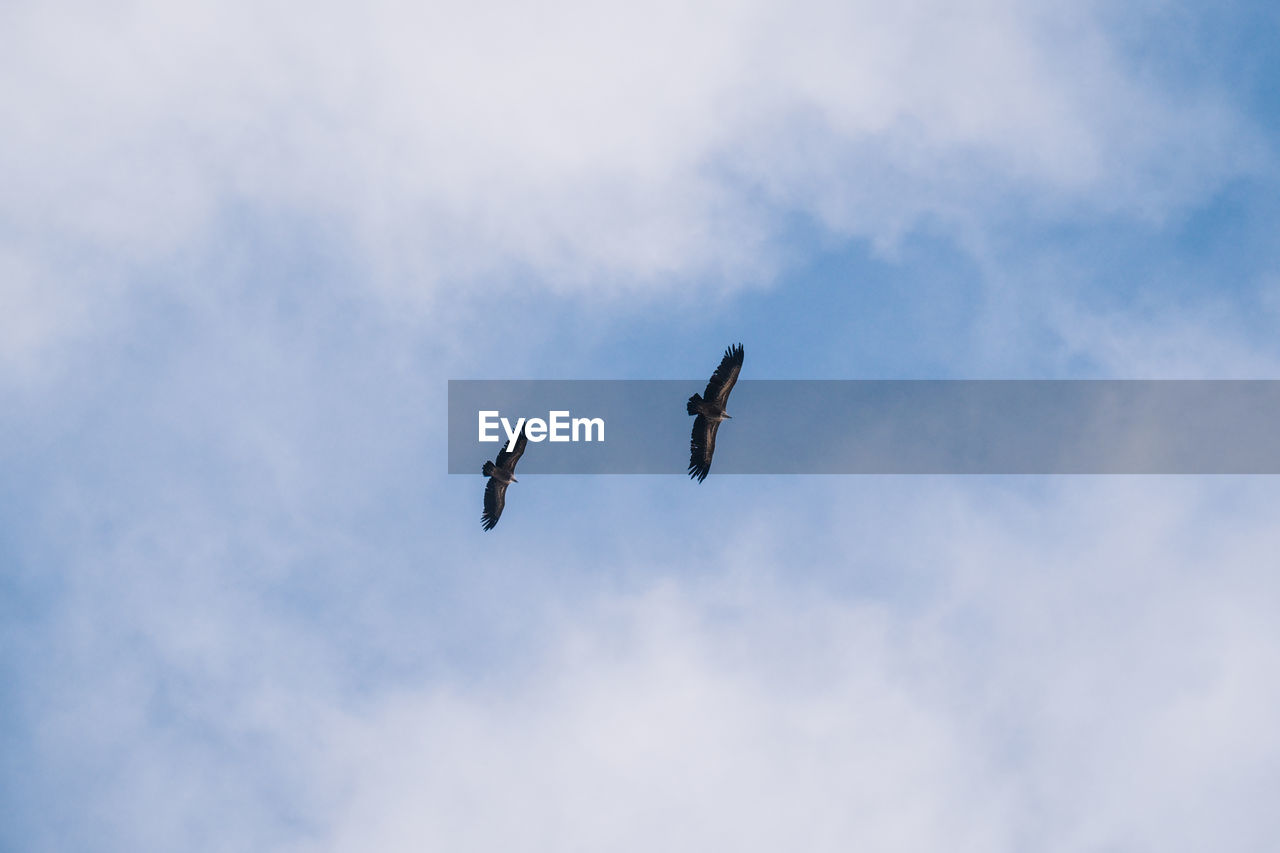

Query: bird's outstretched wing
left=688, top=415, right=721, bottom=482
left=703, top=343, right=744, bottom=407
left=481, top=478, right=508, bottom=530
left=494, top=426, right=529, bottom=473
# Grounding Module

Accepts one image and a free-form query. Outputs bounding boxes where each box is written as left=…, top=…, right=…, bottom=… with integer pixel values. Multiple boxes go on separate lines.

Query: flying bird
left=481, top=425, right=528, bottom=530
left=687, top=342, right=744, bottom=482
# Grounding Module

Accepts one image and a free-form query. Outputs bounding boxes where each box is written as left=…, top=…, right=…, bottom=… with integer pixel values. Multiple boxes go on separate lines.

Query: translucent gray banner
left=448, top=380, right=1280, bottom=474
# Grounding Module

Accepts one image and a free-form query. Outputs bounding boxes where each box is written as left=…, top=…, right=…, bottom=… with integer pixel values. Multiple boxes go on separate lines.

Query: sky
left=3, top=0, right=1280, bottom=850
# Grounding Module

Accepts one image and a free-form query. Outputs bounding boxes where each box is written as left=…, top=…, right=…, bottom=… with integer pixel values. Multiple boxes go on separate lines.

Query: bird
left=481, top=424, right=529, bottom=530
left=687, top=343, right=744, bottom=482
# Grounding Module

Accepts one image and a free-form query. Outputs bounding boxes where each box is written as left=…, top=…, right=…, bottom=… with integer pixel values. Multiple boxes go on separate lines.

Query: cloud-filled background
left=4, top=0, right=1280, bottom=849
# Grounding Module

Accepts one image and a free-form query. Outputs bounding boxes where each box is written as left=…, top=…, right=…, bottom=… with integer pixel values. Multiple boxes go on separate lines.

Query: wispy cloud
left=2, top=0, right=1264, bottom=376
left=296, top=479, right=1280, bottom=852
left=5, top=3, right=1280, bottom=850
left=15, top=473, right=1279, bottom=852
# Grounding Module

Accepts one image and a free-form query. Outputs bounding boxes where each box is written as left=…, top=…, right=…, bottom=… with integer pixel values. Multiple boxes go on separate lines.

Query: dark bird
left=687, top=343, right=744, bottom=482
left=481, top=425, right=528, bottom=530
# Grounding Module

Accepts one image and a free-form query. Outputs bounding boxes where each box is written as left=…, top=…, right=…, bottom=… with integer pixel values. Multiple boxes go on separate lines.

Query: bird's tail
left=686, top=393, right=702, bottom=415
left=482, top=461, right=495, bottom=477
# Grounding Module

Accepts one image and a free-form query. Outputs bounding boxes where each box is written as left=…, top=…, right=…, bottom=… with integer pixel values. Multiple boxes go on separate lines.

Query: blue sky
left=4, top=0, right=1280, bottom=850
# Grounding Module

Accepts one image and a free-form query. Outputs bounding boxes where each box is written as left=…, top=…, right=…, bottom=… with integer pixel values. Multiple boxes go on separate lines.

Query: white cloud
left=282, top=480, right=1279, bottom=853
left=19, top=473, right=1280, bottom=852
left=6, top=5, right=1279, bottom=843
left=1, top=0, right=1263, bottom=374
left=295, top=582, right=1012, bottom=853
